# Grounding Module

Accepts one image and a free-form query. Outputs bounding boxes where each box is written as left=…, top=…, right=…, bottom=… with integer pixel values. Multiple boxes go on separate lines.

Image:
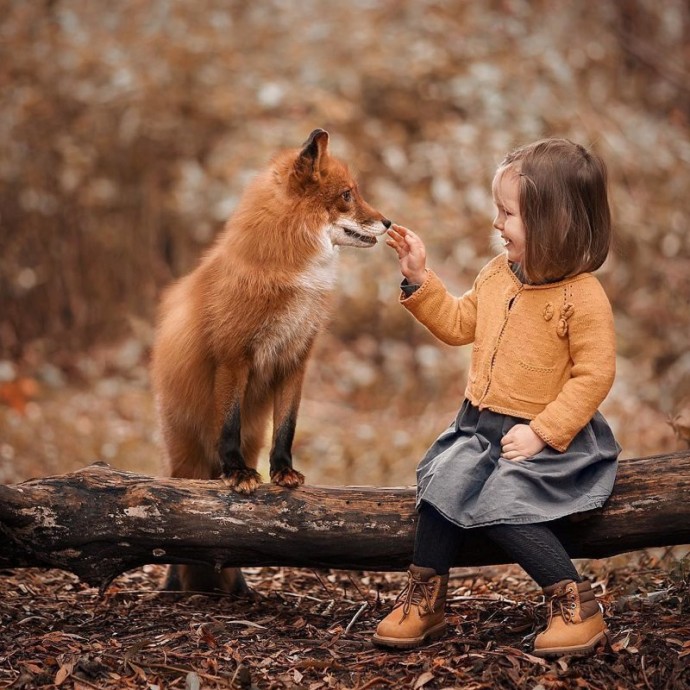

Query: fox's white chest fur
left=251, top=239, right=339, bottom=378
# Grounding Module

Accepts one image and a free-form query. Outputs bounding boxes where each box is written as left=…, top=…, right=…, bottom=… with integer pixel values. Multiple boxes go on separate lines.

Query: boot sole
left=371, top=621, right=447, bottom=649
left=532, top=629, right=607, bottom=658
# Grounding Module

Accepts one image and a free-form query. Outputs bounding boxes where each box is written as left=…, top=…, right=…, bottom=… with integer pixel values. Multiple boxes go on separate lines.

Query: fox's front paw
left=221, top=468, right=262, bottom=494
left=271, top=467, right=305, bottom=488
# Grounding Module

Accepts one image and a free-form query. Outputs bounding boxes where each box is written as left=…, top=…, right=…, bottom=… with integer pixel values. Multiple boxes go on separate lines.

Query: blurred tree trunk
left=614, top=0, right=690, bottom=117
left=1, top=452, right=689, bottom=591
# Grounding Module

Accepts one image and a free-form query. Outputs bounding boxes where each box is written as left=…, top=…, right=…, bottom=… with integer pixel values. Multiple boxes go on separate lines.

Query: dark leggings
left=413, top=502, right=580, bottom=587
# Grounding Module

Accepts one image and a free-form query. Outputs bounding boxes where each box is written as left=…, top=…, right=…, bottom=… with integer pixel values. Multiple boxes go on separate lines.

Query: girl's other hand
left=500, top=424, right=546, bottom=461
left=385, top=224, right=428, bottom=285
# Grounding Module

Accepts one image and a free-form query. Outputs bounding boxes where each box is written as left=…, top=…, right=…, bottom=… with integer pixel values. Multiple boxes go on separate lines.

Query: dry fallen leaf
left=413, top=671, right=434, bottom=689
left=54, top=661, right=73, bottom=686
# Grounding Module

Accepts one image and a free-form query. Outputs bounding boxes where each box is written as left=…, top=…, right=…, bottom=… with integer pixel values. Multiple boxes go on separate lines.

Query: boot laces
left=549, top=583, right=578, bottom=624
left=395, top=575, right=438, bottom=620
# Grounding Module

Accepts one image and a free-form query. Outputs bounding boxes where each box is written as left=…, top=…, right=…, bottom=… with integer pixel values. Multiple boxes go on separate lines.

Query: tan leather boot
left=372, top=565, right=448, bottom=649
left=533, top=579, right=607, bottom=657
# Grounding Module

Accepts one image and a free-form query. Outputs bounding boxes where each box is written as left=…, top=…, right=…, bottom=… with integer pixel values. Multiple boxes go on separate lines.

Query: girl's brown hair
left=499, top=138, right=612, bottom=284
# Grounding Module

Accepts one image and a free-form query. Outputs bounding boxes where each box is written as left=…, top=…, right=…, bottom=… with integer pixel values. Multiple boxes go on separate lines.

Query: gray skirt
left=416, top=400, right=620, bottom=528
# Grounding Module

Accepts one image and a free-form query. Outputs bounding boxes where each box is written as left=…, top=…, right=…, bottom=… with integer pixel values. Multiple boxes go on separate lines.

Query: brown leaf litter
left=0, top=553, right=688, bottom=689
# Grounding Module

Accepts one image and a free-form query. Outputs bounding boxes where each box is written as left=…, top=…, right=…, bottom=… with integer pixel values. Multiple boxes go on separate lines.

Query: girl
left=374, top=139, right=620, bottom=657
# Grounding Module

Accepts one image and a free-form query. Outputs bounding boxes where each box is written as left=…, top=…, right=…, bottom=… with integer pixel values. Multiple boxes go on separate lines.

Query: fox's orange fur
left=151, top=130, right=390, bottom=593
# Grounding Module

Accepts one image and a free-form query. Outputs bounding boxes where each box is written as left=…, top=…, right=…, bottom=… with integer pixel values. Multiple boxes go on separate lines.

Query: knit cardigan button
left=556, top=303, right=574, bottom=337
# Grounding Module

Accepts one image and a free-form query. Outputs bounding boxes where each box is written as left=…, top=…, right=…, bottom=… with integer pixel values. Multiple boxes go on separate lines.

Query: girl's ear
left=293, top=129, right=329, bottom=182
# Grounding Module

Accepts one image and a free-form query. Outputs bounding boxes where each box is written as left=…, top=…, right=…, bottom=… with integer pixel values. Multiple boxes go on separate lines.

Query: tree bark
left=1, top=451, right=689, bottom=591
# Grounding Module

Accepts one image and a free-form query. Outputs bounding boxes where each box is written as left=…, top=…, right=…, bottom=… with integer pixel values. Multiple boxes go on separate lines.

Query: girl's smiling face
left=492, top=168, right=526, bottom=264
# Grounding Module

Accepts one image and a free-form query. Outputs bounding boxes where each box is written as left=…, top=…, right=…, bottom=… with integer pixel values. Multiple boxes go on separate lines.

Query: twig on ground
left=344, top=602, right=369, bottom=636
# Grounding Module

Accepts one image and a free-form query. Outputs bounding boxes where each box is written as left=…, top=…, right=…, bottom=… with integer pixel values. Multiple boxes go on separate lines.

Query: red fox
left=151, top=129, right=391, bottom=593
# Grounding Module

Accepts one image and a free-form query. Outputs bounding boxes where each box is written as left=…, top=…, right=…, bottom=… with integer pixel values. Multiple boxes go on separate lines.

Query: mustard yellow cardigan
left=400, top=255, right=616, bottom=452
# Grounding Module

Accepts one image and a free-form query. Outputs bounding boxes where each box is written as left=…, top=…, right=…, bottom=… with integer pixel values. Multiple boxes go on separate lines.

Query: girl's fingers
left=392, top=224, right=423, bottom=247
left=385, top=233, right=404, bottom=248
left=389, top=225, right=425, bottom=253
left=385, top=240, right=408, bottom=260
left=388, top=225, right=406, bottom=242
left=501, top=450, right=526, bottom=462
left=385, top=241, right=403, bottom=257
left=403, top=227, right=424, bottom=244
left=386, top=228, right=405, bottom=246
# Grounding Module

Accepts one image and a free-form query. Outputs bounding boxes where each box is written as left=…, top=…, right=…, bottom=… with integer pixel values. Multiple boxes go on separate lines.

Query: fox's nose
left=382, top=218, right=392, bottom=229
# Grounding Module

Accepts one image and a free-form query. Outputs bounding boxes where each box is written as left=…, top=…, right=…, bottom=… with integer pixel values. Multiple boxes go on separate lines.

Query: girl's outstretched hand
left=500, top=424, right=546, bottom=461
left=386, top=224, right=428, bottom=286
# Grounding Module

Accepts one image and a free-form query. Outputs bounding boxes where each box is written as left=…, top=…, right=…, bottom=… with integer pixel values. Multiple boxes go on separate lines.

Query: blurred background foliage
left=1, top=0, right=689, bottom=486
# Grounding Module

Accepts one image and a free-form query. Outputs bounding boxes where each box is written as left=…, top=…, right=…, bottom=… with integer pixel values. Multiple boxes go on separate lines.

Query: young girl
left=374, top=139, right=620, bottom=657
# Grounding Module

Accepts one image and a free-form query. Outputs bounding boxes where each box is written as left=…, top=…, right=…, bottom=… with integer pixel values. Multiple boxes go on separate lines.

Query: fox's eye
left=341, top=189, right=352, bottom=202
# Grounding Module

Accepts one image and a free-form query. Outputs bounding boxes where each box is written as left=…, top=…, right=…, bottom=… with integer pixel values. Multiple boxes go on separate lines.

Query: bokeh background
left=1, top=0, right=689, bottom=487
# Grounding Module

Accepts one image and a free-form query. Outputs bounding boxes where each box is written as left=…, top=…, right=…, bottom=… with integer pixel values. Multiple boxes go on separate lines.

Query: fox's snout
left=332, top=215, right=391, bottom=248
left=376, top=218, right=393, bottom=233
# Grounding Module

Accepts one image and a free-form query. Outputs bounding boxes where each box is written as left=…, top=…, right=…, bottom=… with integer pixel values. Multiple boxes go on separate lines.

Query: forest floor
left=1, top=552, right=689, bottom=690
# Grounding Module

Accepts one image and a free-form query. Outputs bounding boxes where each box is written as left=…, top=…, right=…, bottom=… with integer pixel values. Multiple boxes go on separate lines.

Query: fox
left=151, top=129, right=391, bottom=594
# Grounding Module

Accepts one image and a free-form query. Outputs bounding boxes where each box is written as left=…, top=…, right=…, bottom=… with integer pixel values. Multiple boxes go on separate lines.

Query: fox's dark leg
left=270, top=412, right=302, bottom=486
left=218, top=401, right=261, bottom=494
left=215, top=365, right=262, bottom=494
left=161, top=563, right=183, bottom=591
left=270, top=362, right=307, bottom=488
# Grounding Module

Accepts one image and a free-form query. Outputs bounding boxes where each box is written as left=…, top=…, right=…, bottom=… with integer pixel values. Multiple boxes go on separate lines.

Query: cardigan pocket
left=513, top=359, right=556, bottom=404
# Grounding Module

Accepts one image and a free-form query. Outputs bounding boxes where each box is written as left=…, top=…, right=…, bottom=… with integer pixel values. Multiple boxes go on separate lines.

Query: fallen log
left=1, top=451, right=689, bottom=591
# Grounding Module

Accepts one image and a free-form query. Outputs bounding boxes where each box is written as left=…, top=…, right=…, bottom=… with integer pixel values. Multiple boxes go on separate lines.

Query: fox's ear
left=294, top=129, right=329, bottom=182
